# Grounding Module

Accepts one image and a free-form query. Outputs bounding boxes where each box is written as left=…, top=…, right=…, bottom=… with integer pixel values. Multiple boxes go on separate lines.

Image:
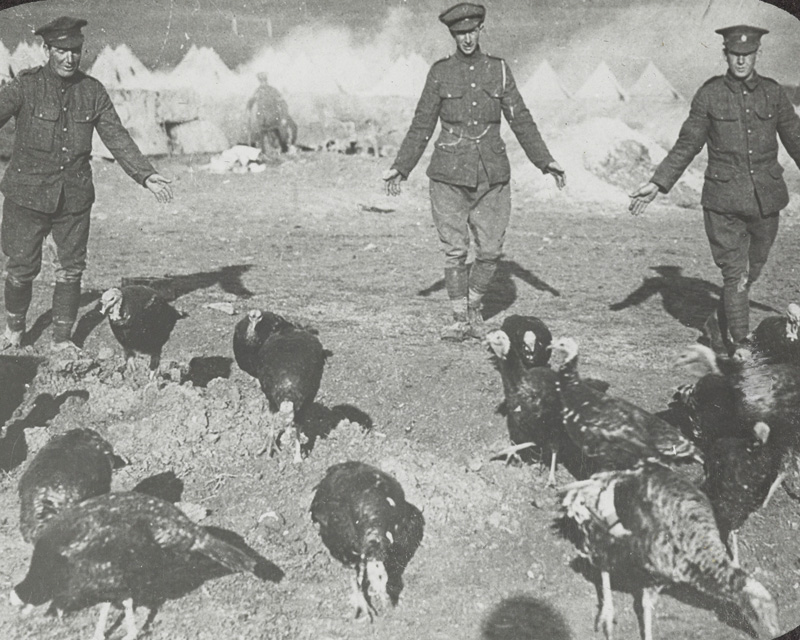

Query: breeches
left=429, top=165, right=510, bottom=269
left=703, top=208, right=779, bottom=288
left=1, top=196, right=91, bottom=284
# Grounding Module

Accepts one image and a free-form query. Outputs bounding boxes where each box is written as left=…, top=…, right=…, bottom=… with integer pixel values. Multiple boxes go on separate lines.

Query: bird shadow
left=121, top=264, right=255, bottom=302
left=131, top=470, right=186, bottom=504
left=609, top=265, right=779, bottom=332
left=565, top=555, right=758, bottom=638
left=27, top=289, right=102, bottom=347
left=0, top=354, right=43, bottom=425
left=299, top=403, right=374, bottom=455
left=480, top=594, right=572, bottom=640
left=0, top=389, right=90, bottom=472
left=184, top=356, right=233, bottom=388
left=416, top=260, right=560, bottom=321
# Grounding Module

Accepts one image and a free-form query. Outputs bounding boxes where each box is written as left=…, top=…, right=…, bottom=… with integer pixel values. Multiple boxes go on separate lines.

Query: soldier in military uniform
left=246, top=72, right=297, bottom=154
left=0, top=17, right=173, bottom=351
left=383, top=3, right=565, bottom=341
left=629, top=25, right=800, bottom=352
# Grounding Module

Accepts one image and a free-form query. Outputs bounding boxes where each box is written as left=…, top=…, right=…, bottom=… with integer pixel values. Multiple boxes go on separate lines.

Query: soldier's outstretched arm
left=382, top=168, right=405, bottom=197
left=545, top=161, right=566, bottom=190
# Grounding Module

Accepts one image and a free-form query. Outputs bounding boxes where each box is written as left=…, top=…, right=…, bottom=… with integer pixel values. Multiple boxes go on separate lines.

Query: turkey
left=481, top=595, right=572, bottom=640
left=99, top=285, right=185, bottom=380
left=232, top=308, right=295, bottom=378
left=18, top=428, right=122, bottom=543
left=10, top=492, right=273, bottom=639
left=256, top=324, right=329, bottom=462
left=560, top=462, right=780, bottom=640
left=676, top=343, right=800, bottom=502
left=550, top=337, right=701, bottom=472
left=702, top=421, right=784, bottom=566
left=749, top=303, right=800, bottom=365
left=485, top=329, right=565, bottom=486
left=310, top=461, right=424, bottom=620
left=500, top=315, right=552, bottom=368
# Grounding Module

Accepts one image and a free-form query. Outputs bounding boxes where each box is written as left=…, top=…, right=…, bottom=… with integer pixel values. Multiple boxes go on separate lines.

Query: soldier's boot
left=441, top=265, right=469, bottom=342
left=466, top=260, right=497, bottom=340
left=441, top=309, right=470, bottom=342
left=3, top=277, right=32, bottom=349
left=724, top=279, right=750, bottom=354
left=51, top=280, right=83, bottom=353
left=466, top=293, right=487, bottom=340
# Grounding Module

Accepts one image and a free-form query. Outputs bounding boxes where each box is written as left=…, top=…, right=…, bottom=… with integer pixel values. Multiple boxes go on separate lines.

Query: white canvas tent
left=520, top=60, right=570, bottom=104
left=170, top=45, right=238, bottom=92
left=89, top=44, right=154, bottom=90
left=629, top=61, right=684, bottom=102
left=10, top=41, right=46, bottom=76
left=574, top=61, right=628, bottom=103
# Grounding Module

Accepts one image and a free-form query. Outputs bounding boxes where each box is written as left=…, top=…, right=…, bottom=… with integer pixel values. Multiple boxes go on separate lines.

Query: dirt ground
left=1, top=148, right=800, bottom=640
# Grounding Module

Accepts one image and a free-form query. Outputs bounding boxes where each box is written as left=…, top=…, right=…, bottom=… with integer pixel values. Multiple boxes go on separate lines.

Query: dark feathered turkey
left=668, top=374, right=743, bottom=448
left=18, top=428, right=119, bottom=543
left=256, top=325, right=328, bottom=462
left=702, top=421, right=784, bottom=566
left=485, top=329, right=565, bottom=485
left=500, top=315, right=552, bottom=368
left=749, top=303, right=800, bottom=365
left=100, top=285, right=184, bottom=380
left=232, top=309, right=295, bottom=378
left=11, top=492, right=265, bottom=639
left=561, top=462, right=779, bottom=640
left=310, top=461, right=423, bottom=620
left=550, top=338, right=701, bottom=472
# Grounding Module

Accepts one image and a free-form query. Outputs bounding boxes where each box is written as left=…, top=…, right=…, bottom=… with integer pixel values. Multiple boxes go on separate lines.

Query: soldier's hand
left=382, top=168, right=405, bottom=197
left=629, top=182, right=659, bottom=216
left=145, top=174, right=174, bottom=204
left=545, top=161, right=566, bottom=190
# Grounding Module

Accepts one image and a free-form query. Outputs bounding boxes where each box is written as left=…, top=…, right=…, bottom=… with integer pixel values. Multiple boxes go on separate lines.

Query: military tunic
left=652, top=72, right=800, bottom=218
left=392, top=48, right=554, bottom=186
left=0, top=63, right=156, bottom=214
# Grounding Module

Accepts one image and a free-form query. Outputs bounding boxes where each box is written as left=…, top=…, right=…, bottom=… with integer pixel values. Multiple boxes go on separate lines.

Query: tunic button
left=62, top=107, right=67, bottom=111
left=743, top=91, right=747, bottom=95
left=472, top=101, right=477, bottom=106
left=59, top=166, right=64, bottom=170
left=62, top=147, right=67, bottom=151
left=750, top=169, right=754, bottom=174
left=473, top=120, right=478, bottom=125
left=748, top=129, right=752, bottom=133
left=746, top=108, right=750, bottom=113
left=749, top=149, right=753, bottom=154
left=470, top=65, right=474, bottom=70
left=471, top=82, right=476, bottom=88
left=62, top=128, right=67, bottom=132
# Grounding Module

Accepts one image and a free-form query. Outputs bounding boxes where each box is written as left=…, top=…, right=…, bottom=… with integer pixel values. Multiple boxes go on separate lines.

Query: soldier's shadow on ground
left=608, top=265, right=779, bottom=331
left=417, top=260, right=561, bottom=320
left=184, top=356, right=233, bottom=387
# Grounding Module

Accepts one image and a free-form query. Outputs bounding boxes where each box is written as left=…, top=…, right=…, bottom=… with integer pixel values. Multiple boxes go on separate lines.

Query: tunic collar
left=42, top=61, right=82, bottom=87
left=724, top=70, right=761, bottom=92
left=453, top=47, right=484, bottom=64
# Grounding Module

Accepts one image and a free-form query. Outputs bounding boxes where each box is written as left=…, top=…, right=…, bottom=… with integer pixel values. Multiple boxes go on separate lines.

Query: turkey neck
left=555, top=354, right=581, bottom=388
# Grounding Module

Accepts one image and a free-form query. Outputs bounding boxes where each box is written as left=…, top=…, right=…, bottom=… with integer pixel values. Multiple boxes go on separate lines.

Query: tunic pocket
left=27, top=106, right=59, bottom=152
left=705, top=165, right=733, bottom=182
left=72, top=110, right=96, bottom=151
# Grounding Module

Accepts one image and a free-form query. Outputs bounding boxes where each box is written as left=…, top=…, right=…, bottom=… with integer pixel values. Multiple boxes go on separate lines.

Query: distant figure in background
left=383, top=3, right=565, bottom=342
left=629, top=25, right=800, bottom=354
left=0, top=16, right=173, bottom=352
left=247, top=72, right=297, bottom=154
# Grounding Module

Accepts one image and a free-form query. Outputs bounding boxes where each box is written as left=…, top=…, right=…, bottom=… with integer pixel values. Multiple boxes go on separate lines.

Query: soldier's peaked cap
left=439, top=3, right=485, bottom=33
left=715, top=24, right=768, bottom=55
left=34, top=16, right=87, bottom=49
